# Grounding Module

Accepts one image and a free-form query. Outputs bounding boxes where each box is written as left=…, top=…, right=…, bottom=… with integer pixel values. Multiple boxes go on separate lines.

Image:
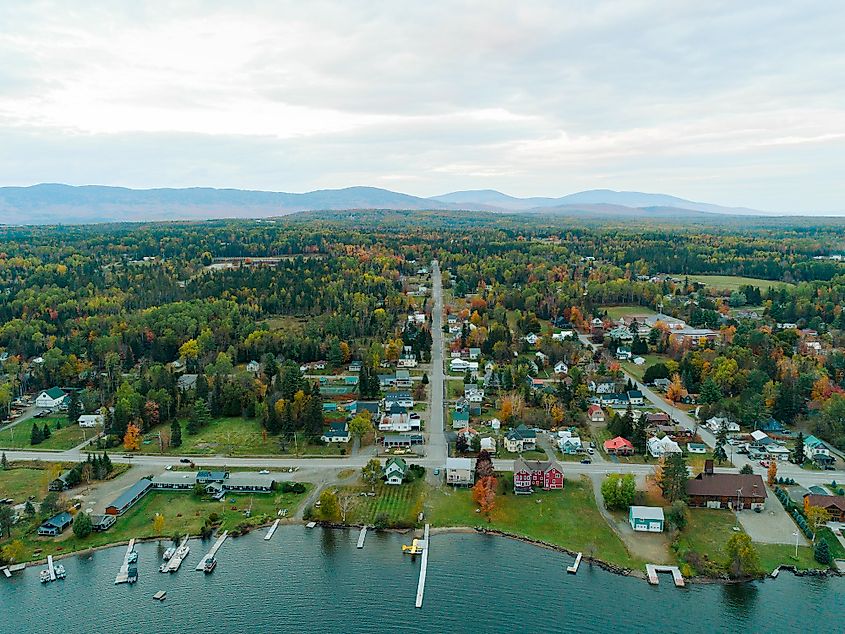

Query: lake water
left=1, top=527, right=841, bottom=633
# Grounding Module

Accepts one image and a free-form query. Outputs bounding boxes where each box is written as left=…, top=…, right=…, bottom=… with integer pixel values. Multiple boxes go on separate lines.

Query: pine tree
left=42, top=423, right=51, bottom=439
left=1, top=452, right=7, bottom=469
left=661, top=452, right=689, bottom=502
left=814, top=539, right=831, bottom=565
left=196, top=373, right=209, bottom=401
left=713, top=425, right=729, bottom=465
left=101, top=451, right=112, bottom=475
left=30, top=423, right=42, bottom=445
left=67, top=390, right=83, bottom=423
left=170, top=419, right=183, bottom=447
left=794, top=431, right=805, bottom=465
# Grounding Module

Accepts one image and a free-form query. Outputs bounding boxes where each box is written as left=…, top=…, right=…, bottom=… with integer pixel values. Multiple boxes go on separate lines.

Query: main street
left=426, top=260, right=448, bottom=465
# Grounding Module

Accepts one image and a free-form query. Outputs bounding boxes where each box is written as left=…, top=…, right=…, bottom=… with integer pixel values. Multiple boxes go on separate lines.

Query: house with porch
left=37, top=512, right=73, bottom=537
left=803, top=435, right=833, bottom=466
left=321, top=422, right=351, bottom=443
left=504, top=424, right=537, bottom=452
left=513, top=457, right=564, bottom=494
left=604, top=436, right=634, bottom=456
left=445, top=457, right=475, bottom=487
left=587, top=405, right=605, bottom=423
left=803, top=493, right=845, bottom=522
left=383, top=457, right=408, bottom=485
left=647, top=435, right=682, bottom=458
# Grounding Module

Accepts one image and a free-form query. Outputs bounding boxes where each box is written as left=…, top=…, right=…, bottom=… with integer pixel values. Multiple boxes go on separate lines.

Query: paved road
left=426, top=259, right=447, bottom=465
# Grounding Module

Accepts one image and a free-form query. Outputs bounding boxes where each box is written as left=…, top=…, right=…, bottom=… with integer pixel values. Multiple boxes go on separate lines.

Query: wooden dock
left=357, top=526, right=367, bottom=549
left=415, top=524, right=430, bottom=609
left=646, top=564, right=685, bottom=587
left=114, top=539, right=137, bottom=584
left=1, top=563, right=25, bottom=578
left=47, top=555, right=56, bottom=582
left=264, top=519, right=280, bottom=541
left=566, top=552, right=582, bottom=574
left=166, top=536, right=190, bottom=573
left=306, top=521, right=317, bottom=529
left=196, top=531, right=228, bottom=571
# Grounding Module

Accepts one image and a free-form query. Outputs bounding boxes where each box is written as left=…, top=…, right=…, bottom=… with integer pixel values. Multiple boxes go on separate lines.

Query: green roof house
left=383, top=457, right=408, bottom=485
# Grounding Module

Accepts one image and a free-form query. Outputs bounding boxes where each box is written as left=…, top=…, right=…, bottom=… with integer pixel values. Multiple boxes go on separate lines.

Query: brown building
left=686, top=461, right=766, bottom=511
left=803, top=494, right=845, bottom=523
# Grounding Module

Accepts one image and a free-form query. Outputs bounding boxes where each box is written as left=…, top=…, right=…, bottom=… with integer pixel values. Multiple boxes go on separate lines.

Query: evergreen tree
left=794, top=431, right=805, bottom=465
left=814, top=539, right=831, bottom=565
left=422, top=372, right=429, bottom=385
left=699, top=378, right=722, bottom=405
left=263, top=355, right=278, bottom=383
left=196, top=373, right=209, bottom=401
left=304, top=395, right=324, bottom=437
left=714, top=425, right=729, bottom=465
left=170, top=419, right=183, bottom=447
left=188, top=400, right=212, bottom=434
left=42, top=423, right=51, bottom=439
left=661, top=452, right=689, bottom=502
left=0, top=452, right=7, bottom=469
left=67, top=390, right=83, bottom=423
left=30, top=423, right=42, bottom=445
left=72, top=512, right=93, bottom=539
left=101, top=451, right=112, bottom=475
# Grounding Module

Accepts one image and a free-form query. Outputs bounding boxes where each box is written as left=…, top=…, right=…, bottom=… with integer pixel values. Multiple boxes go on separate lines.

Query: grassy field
left=335, top=480, right=426, bottom=527
left=621, top=353, right=667, bottom=381
left=142, top=417, right=346, bottom=457
left=427, top=475, right=642, bottom=570
left=0, top=467, right=52, bottom=500
left=604, top=305, right=658, bottom=320
left=687, top=275, right=793, bottom=292
left=2, top=486, right=310, bottom=562
left=0, top=417, right=92, bottom=451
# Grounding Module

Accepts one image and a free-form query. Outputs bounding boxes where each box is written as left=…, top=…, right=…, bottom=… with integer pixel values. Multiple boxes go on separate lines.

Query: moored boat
left=203, top=557, right=217, bottom=574
left=39, top=570, right=51, bottom=584
left=54, top=564, right=66, bottom=579
left=162, top=547, right=176, bottom=561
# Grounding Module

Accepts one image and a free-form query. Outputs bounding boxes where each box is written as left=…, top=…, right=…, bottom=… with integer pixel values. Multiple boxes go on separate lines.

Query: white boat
left=39, top=570, right=51, bottom=583
left=158, top=563, right=170, bottom=573
left=175, top=544, right=190, bottom=559
left=54, top=564, right=66, bottom=579
left=162, top=547, right=176, bottom=561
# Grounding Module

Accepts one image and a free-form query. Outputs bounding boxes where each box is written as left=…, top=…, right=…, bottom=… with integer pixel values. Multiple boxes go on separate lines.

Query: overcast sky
left=1, top=1, right=843, bottom=213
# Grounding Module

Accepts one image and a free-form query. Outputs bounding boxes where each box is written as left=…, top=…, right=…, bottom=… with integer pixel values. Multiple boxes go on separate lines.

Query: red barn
left=513, top=457, right=564, bottom=494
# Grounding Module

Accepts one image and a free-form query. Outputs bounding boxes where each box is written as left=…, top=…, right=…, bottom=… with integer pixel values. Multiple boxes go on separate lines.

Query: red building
left=604, top=436, right=635, bottom=456
left=513, top=457, right=564, bottom=494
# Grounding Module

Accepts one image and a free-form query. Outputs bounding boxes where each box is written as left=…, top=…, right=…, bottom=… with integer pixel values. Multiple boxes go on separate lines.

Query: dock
left=566, top=552, right=582, bottom=574
left=415, top=524, right=430, bottom=609
left=357, top=526, right=367, bottom=549
left=114, top=539, right=136, bottom=584
left=166, top=536, right=190, bottom=573
left=306, top=521, right=317, bottom=529
left=2, top=563, right=25, bottom=578
left=646, top=564, right=685, bottom=587
left=196, top=531, right=228, bottom=571
left=153, top=591, right=167, bottom=601
left=47, top=555, right=56, bottom=582
left=264, top=519, right=280, bottom=541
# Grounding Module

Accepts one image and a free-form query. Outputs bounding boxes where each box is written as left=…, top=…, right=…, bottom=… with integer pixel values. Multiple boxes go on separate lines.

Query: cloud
left=0, top=0, right=843, bottom=212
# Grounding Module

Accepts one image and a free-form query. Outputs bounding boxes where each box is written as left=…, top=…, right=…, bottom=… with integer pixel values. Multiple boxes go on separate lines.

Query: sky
left=0, top=1, right=843, bottom=213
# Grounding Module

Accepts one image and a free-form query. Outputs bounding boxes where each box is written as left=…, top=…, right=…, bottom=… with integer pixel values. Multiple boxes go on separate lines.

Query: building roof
left=506, top=424, right=537, bottom=441
left=42, top=386, right=66, bottom=399
left=384, top=457, right=408, bottom=472
left=627, top=390, right=643, bottom=399
left=197, top=470, right=228, bottom=481
left=605, top=436, right=634, bottom=450
left=513, top=456, right=562, bottom=473
left=108, top=478, right=153, bottom=510
left=225, top=472, right=276, bottom=488
left=355, top=401, right=380, bottom=414
left=445, top=457, right=474, bottom=470
left=804, top=494, right=845, bottom=512
left=384, top=391, right=412, bottom=400
left=41, top=511, right=73, bottom=528
left=804, top=435, right=825, bottom=448
left=630, top=506, right=665, bottom=521
left=686, top=473, right=765, bottom=499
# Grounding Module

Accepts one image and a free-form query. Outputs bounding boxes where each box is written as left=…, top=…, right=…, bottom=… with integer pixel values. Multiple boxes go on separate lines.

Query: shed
left=629, top=506, right=665, bottom=532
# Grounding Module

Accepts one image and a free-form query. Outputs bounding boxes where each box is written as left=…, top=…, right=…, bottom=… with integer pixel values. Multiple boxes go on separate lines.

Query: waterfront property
left=37, top=512, right=73, bottom=537
left=383, top=457, right=409, bottom=485
left=106, top=479, right=154, bottom=515
left=91, top=514, right=116, bottom=532
left=803, top=494, right=845, bottom=522
left=629, top=506, right=665, bottom=532
left=513, top=457, right=564, bottom=494
left=445, top=457, right=474, bottom=486
left=686, top=464, right=765, bottom=510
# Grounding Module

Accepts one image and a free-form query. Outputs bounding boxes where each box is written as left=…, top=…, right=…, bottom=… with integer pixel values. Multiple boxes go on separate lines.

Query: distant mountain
left=431, top=188, right=764, bottom=215
left=0, top=183, right=776, bottom=225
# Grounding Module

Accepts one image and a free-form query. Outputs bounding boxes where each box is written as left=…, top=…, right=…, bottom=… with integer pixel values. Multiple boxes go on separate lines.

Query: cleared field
left=338, top=480, right=425, bottom=527
left=621, top=353, right=668, bottom=381
left=0, top=418, right=91, bottom=451
left=688, top=275, right=793, bottom=292
left=0, top=467, right=51, bottom=500
left=604, top=305, right=658, bottom=320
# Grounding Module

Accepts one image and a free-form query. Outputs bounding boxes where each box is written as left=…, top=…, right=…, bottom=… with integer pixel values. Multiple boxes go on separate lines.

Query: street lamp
left=792, top=531, right=799, bottom=559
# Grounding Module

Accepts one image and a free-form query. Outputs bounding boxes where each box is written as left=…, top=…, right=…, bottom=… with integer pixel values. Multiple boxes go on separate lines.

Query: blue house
left=758, top=418, right=784, bottom=433
left=38, top=512, right=73, bottom=536
left=628, top=506, right=665, bottom=532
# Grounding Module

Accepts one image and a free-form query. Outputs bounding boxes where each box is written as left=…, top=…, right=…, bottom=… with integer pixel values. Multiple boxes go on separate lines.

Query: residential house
left=445, top=457, right=475, bottom=486
left=587, top=405, right=605, bottom=423
left=523, top=333, right=540, bottom=345
left=321, top=422, right=350, bottom=443
left=687, top=443, right=707, bottom=454
left=352, top=401, right=380, bottom=419
left=450, top=358, right=479, bottom=373
left=554, top=361, right=569, bottom=375
left=348, top=360, right=363, bottom=372
left=686, top=462, right=765, bottom=510
left=37, top=512, right=73, bottom=537
left=608, top=326, right=634, bottom=344
left=397, top=356, right=418, bottom=369
left=77, top=413, right=104, bottom=428
left=468, top=347, right=481, bottom=360
left=383, top=457, right=409, bottom=485
left=513, top=457, right=564, bottom=494
left=382, top=433, right=423, bottom=449
left=383, top=391, right=414, bottom=409
left=480, top=437, right=496, bottom=452
left=91, top=514, right=116, bottom=532
left=552, top=330, right=575, bottom=341
left=504, top=424, right=537, bottom=452
left=558, top=433, right=582, bottom=455
left=604, top=436, right=635, bottom=456
left=35, top=387, right=66, bottom=409
left=653, top=378, right=671, bottom=391
left=593, top=380, right=617, bottom=395
left=177, top=374, right=198, bottom=392
left=758, top=418, right=785, bottom=433
left=246, top=360, right=260, bottom=374
left=629, top=506, right=665, bottom=532
left=394, top=370, right=413, bottom=388
left=627, top=390, right=644, bottom=406
left=803, top=435, right=833, bottom=465
left=706, top=417, right=740, bottom=433
left=647, top=435, right=682, bottom=458
left=600, top=393, right=629, bottom=408
left=49, top=470, right=73, bottom=491
left=803, top=494, right=845, bottom=523
left=452, top=409, right=470, bottom=429
left=646, top=412, right=671, bottom=426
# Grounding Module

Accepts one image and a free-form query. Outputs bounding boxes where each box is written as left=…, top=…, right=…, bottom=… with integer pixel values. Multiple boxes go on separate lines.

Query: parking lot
left=737, top=488, right=809, bottom=546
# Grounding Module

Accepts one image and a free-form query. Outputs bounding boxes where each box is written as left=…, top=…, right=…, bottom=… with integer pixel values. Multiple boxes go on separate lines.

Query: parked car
left=179, top=458, right=192, bottom=464
left=580, top=458, right=592, bottom=464
left=259, top=469, right=270, bottom=474
left=759, top=460, right=770, bottom=467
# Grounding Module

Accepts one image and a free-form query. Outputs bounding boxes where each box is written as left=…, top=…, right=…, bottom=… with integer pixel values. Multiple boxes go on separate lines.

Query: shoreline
left=15, top=519, right=842, bottom=586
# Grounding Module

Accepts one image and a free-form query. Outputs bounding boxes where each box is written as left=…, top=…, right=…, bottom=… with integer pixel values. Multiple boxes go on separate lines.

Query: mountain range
left=0, top=183, right=786, bottom=224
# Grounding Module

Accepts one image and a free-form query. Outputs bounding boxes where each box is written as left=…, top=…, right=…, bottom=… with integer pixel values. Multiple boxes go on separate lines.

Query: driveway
left=736, top=488, right=809, bottom=546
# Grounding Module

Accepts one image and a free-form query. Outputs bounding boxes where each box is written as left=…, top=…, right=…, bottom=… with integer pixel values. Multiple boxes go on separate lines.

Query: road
left=426, top=260, right=447, bottom=465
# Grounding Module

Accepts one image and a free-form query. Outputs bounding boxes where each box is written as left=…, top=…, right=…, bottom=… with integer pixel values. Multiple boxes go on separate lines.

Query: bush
left=207, top=512, right=221, bottom=524
left=281, top=481, right=306, bottom=494
left=814, top=539, right=832, bottom=565
left=374, top=512, right=390, bottom=530
left=302, top=504, right=314, bottom=521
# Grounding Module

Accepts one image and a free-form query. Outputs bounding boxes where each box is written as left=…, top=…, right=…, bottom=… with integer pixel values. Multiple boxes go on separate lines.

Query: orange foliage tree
left=666, top=373, right=687, bottom=404
left=123, top=422, right=141, bottom=451
left=472, top=476, right=497, bottom=521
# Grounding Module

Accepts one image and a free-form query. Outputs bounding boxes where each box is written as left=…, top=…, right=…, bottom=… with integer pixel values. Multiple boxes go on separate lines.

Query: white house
left=397, top=357, right=418, bottom=368
left=35, top=387, right=66, bottom=409
left=523, top=333, right=540, bottom=345
left=480, top=437, right=496, bottom=452
left=77, top=413, right=104, bottom=428
left=554, top=361, right=569, bottom=375
left=552, top=330, right=575, bottom=341
left=246, top=360, right=260, bottom=374
left=629, top=506, right=665, bottom=532
left=706, top=417, right=740, bottom=433
left=627, top=390, right=644, bottom=406
left=445, top=457, right=475, bottom=486
left=383, top=457, right=408, bottom=485
left=450, top=358, right=479, bottom=373
left=558, top=435, right=582, bottom=454
left=648, top=436, right=682, bottom=458
left=321, top=422, right=350, bottom=443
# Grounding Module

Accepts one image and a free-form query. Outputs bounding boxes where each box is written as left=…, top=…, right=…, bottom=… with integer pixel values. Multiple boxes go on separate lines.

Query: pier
left=415, top=524, right=430, bottom=609
left=264, top=519, right=280, bottom=541
left=357, top=526, right=367, bottom=549
left=114, top=539, right=137, bottom=584
left=566, top=552, right=582, bottom=574
left=196, top=531, right=228, bottom=571
left=646, top=564, right=685, bottom=587
left=166, top=536, right=190, bottom=573
left=47, top=555, right=56, bottom=582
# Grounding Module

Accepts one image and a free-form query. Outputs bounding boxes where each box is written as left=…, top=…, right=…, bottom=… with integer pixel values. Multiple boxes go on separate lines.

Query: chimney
left=704, top=459, right=714, bottom=475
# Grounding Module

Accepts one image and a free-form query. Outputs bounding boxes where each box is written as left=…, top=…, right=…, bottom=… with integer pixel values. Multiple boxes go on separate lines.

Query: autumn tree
left=666, top=373, right=687, bottom=404
left=153, top=513, right=165, bottom=534
left=475, top=449, right=494, bottom=480
left=805, top=505, right=831, bottom=542
left=361, top=458, right=383, bottom=491
left=472, top=476, right=497, bottom=521
left=123, top=423, right=141, bottom=451
left=318, top=489, right=340, bottom=522
left=724, top=532, right=760, bottom=578
left=767, top=460, right=777, bottom=487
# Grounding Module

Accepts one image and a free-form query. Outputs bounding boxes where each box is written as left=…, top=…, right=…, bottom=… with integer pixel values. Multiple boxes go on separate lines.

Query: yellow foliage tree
left=666, top=373, right=687, bottom=404
left=178, top=338, right=200, bottom=360
left=123, top=423, right=141, bottom=451
left=153, top=513, right=165, bottom=534
left=805, top=505, right=831, bottom=539
left=767, top=460, right=777, bottom=486
left=551, top=403, right=565, bottom=426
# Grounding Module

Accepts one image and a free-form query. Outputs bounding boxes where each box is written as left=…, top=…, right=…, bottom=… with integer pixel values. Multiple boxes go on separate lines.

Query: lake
left=1, top=527, right=841, bottom=633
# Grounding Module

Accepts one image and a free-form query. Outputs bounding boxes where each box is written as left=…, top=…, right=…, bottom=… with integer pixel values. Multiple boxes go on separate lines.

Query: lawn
left=0, top=417, right=92, bottom=451
left=621, top=353, right=668, bottom=381
left=426, top=475, right=642, bottom=570
left=687, top=275, right=793, bottom=292
left=335, top=480, right=426, bottom=527
left=142, top=417, right=348, bottom=457
left=447, top=379, right=465, bottom=400
left=604, top=305, right=658, bottom=321
left=676, top=509, right=822, bottom=575
left=0, top=467, right=53, bottom=501
left=3, top=486, right=311, bottom=562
